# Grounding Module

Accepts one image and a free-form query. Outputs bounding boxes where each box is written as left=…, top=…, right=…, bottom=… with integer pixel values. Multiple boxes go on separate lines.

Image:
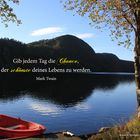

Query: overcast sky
left=0, top=0, right=134, bottom=61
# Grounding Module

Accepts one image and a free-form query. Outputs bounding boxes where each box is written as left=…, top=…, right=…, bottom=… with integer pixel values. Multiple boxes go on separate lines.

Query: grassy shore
left=19, top=116, right=140, bottom=140
left=87, top=116, right=140, bottom=140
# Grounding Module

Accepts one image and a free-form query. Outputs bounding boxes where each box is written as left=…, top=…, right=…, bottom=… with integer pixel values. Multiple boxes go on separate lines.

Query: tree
left=0, top=0, right=21, bottom=27
left=63, top=0, right=140, bottom=91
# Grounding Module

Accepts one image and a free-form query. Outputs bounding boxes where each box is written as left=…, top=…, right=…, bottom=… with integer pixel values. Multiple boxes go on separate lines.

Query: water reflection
left=0, top=74, right=137, bottom=135
left=30, top=103, right=60, bottom=116
left=0, top=74, right=134, bottom=106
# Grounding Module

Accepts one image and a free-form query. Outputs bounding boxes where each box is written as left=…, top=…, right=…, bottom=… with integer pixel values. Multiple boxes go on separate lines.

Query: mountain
left=0, top=38, right=26, bottom=66
left=0, top=35, right=134, bottom=72
left=28, top=35, right=134, bottom=72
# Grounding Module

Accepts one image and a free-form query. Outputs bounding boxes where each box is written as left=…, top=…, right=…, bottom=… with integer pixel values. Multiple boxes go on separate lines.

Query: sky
left=0, top=0, right=134, bottom=61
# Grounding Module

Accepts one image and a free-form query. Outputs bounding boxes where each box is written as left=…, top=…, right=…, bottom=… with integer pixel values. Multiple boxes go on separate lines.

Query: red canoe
left=0, top=114, right=46, bottom=139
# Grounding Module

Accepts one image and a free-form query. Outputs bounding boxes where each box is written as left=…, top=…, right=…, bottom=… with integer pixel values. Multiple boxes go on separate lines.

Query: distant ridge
left=28, top=34, right=134, bottom=72
left=0, top=35, right=134, bottom=72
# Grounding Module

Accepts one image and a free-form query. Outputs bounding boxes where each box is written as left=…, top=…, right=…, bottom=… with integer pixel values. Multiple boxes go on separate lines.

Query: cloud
left=76, top=33, right=95, bottom=39
left=31, top=27, right=64, bottom=36
left=30, top=102, right=60, bottom=116
left=74, top=103, right=90, bottom=110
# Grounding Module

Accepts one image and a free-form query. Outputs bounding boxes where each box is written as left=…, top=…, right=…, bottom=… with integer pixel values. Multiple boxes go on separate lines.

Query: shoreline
left=20, top=115, right=140, bottom=140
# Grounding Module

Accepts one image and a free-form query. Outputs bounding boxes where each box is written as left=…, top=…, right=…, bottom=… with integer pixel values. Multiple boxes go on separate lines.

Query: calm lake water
left=0, top=74, right=137, bottom=135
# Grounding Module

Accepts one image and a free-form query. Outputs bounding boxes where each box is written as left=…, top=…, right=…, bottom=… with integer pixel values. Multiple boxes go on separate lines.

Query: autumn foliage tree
left=63, top=0, right=140, bottom=90
left=0, top=0, right=21, bottom=27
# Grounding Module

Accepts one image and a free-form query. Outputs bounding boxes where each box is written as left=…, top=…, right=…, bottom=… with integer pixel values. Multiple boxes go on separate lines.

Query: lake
left=0, top=74, right=137, bottom=135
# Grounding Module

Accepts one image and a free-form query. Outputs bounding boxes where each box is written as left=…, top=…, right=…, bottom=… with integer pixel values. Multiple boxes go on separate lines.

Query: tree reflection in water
left=0, top=73, right=134, bottom=107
